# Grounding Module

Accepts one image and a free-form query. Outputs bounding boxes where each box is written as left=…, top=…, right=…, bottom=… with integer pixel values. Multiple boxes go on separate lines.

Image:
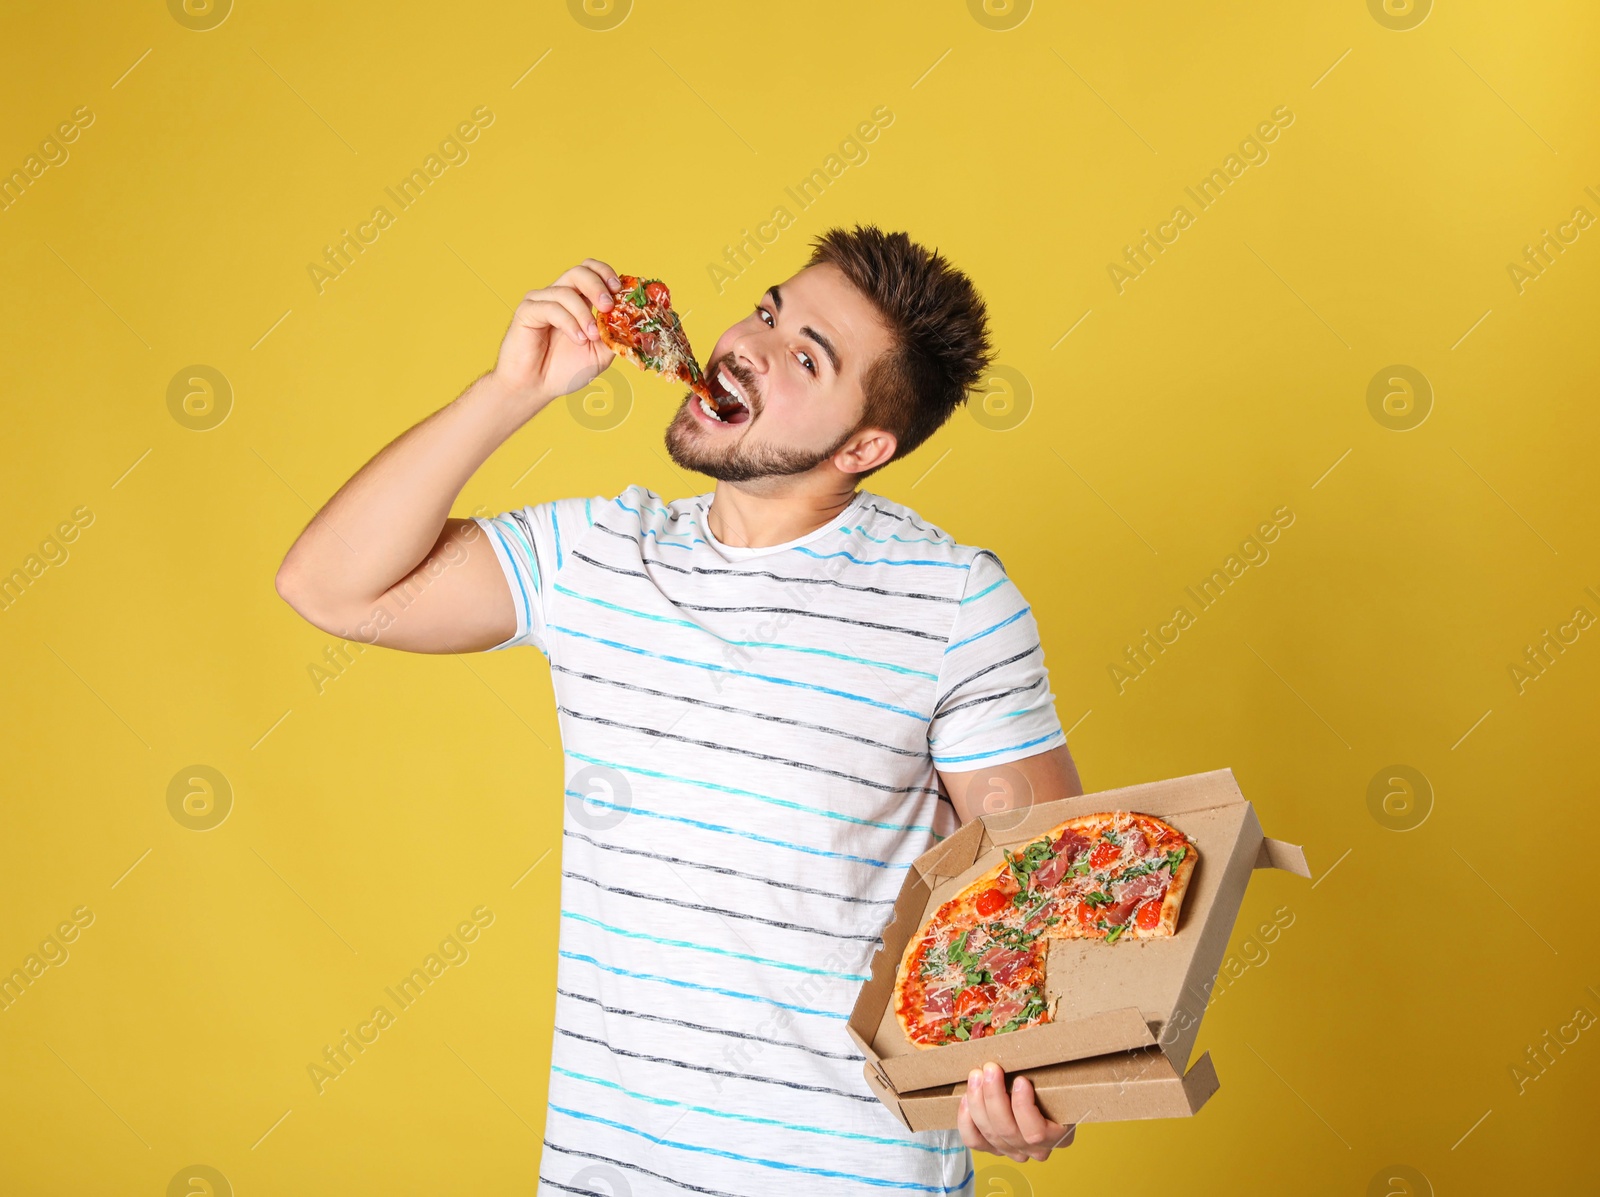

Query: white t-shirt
left=476, top=485, right=1067, bottom=1197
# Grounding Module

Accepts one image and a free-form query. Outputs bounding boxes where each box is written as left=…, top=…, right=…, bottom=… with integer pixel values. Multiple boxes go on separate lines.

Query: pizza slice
left=595, top=275, right=718, bottom=404
left=893, top=810, right=1198, bottom=1049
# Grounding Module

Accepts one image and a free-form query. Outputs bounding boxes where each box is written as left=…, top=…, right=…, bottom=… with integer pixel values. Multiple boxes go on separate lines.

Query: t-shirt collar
left=697, top=490, right=870, bottom=560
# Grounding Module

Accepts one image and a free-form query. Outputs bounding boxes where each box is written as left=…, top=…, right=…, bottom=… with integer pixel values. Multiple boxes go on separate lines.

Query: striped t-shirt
left=476, top=485, right=1067, bottom=1197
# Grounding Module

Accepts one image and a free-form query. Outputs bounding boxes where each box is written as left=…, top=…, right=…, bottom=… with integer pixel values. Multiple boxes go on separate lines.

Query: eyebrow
left=765, top=284, right=842, bottom=375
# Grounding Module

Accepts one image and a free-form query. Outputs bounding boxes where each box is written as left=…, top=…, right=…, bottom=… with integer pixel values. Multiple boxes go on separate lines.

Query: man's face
left=664, top=263, right=894, bottom=483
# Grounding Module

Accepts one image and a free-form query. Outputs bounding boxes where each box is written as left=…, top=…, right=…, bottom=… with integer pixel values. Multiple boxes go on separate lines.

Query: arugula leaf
left=627, top=282, right=648, bottom=307
left=1004, top=838, right=1056, bottom=889
left=945, top=930, right=992, bottom=986
left=995, top=994, right=1049, bottom=1035
left=1104, top=922, right=1127, bottom=944
left=1164, top=846, right=1187, bottom=870
left=1002, top=848, right=1030, bottom=887
left=1083, top=890, right=1112, bottom=908
left=953, top=1022, right=970, bottom=1041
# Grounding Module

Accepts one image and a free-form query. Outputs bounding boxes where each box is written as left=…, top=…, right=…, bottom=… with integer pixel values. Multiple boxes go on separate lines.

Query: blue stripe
left=613, top=496, right=706, bottom=547
left=550, top=1067, right=963, bottom=1155
left=484, top=521, right=532, bottom=633
left=960, top=577, right=1006, bottom=604
left=845, top=524, right=953, bottom=547
left=930, top=706, right=1050, bottom=748
left=548, top=1103, right=972, bottom=1192
left=560, top=910, right=871, bottom=981
left=947, top=605, right=1030, bottom=652
left=584, top=497, right=593, bottom=526
left=553, top=583, right=939, bottom=680
left=563, top=791, right=909, bottom=869
left=792, top=546, right=966, bottom=569
left=567, top=750, right=932, bottom=833
left=932, top=730, right=1063, bottom=765
left=547, top=625, right=928, bottom=720
left=553, top=506, right=563, bottom=570
left=557, top=951, right=848, bottom=1019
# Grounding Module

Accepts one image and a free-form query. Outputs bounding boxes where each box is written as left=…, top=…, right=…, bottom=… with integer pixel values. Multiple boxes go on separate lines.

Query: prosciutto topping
left=897, top=810, right=1196, bottom=1048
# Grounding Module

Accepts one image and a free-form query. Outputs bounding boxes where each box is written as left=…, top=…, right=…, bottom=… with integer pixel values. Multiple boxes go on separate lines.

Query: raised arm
left=273, top=258, right=622, bottom=653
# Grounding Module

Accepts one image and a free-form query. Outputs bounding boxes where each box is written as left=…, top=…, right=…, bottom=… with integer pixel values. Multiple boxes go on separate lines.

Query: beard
left=663, top=357, right=858, bottom=483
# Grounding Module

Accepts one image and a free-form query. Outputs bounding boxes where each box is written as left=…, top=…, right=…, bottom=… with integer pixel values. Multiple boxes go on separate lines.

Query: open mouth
left=697, top=366, right=753, bottom=426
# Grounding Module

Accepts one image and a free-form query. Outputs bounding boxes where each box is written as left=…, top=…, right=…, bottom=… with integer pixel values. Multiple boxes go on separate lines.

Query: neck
left=705, top=476, right=861, bottom=548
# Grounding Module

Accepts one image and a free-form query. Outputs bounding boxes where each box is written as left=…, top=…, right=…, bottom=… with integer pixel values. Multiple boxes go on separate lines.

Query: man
left=276, top=226, right=1085, bottom=1195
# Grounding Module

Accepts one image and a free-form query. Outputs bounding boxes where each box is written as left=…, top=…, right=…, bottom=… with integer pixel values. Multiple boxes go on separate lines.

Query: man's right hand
left=491, top=257, right=622, bottom=409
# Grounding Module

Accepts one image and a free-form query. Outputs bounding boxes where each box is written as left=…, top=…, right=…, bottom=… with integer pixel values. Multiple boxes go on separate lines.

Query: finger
left=1010, top=1076, right=1071, bottom=1160
left=581, top=257, right=622, bottom=291
left=516, top=298, right=587, bottom=346
left=978, top=1064, right=1021, bottom=1147
left=524, top=286, right=599, bottom=341
left=955, top=1094, right=994, bottom=1154
left=555, top=264, right=616, bottom=312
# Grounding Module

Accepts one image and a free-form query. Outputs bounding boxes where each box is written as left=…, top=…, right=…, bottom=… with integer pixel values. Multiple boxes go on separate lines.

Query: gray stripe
left=664, top=599, right=948, bottom=641
left=572, top=547, right=947, bottom=641
left=563, top=870, right=886, bottom=943
left=587, top=526, right=957, bottom=602
left=555, top=1025, right=878, bottom=1104
left=549, top=662, right=944, bottom=767
left=936, top=676, right=1045, bottom=718
left=563, top=829, right=900, bottom=906
left=935, top=643, right=1040, bottom=713
left=556, top=985, right=864, bottom=1061
left=508, top=509, right=544, bottom=591
left=557, top=705, right=943, bottom=798
left=861, top=500, right=942, bottom=536
left=543, top=1139, right=758, bottom=1197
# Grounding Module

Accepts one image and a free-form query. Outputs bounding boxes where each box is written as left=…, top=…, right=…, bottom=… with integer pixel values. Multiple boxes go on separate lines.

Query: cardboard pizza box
left=847, top=767, right=1308, bottom=1131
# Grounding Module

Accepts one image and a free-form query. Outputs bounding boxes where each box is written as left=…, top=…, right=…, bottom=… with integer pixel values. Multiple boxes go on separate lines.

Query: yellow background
left=2, top=0, right=1596, bottom=1192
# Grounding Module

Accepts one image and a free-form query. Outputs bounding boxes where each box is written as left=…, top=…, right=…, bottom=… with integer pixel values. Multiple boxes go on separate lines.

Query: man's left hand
left=957, top=1062, right=1076, bottom=1162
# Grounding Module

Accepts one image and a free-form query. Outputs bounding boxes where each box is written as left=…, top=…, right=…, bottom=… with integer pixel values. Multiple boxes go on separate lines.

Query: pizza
left=595, top=275, right=721, bottom=404
left=893, top=810, right=1198, bottom=1049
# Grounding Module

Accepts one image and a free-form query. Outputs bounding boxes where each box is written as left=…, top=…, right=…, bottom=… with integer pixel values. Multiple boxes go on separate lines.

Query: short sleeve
left=928, top=551, right=1067, bottom=770
left=473, top=495, right=606, bottom=653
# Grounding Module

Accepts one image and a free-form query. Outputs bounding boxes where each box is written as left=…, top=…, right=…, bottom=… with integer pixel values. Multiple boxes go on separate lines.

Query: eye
left=756, top=305, right=774, bottom=327
left=796, top=351, right=816, bottom=374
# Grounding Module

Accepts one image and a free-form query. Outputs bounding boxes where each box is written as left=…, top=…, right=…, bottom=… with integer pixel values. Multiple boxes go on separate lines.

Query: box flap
left=876, top=1005, right=1156, bottom=1092
left=913, top=818, right=987, bottom=884
left=860, top=1062, right=911, bottom=1131
left=851, top=766, right=1296, bottom=1120
left=1181, top=1050, right=1221, bottom=1110
left=889, top=1046, right=1222, bottom=1132
left=1254, top=837, right=1310, bottom=878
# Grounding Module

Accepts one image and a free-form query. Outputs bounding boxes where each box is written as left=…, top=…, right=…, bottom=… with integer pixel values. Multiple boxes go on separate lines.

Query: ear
left=833, top=427, right=898, bottom=476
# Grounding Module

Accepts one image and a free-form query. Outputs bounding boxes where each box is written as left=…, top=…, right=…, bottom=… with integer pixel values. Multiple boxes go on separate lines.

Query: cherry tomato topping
left=975, top=887, right=1008, bottom=918
left=1090, top=842, right=1119, bottom=868
left=644, top=281, right=670, bottom=305
left=1136, top=897, right=1163, bottom=929
left=954, top=985, right=996, bottom=1017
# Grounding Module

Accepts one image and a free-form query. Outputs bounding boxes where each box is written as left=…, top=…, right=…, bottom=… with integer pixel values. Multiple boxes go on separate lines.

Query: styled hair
left=806, top=225, right=994, bottom=474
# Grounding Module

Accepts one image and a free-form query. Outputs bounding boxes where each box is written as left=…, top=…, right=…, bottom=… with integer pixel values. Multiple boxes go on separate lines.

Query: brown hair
left=806, top=225, right=994, bottom=475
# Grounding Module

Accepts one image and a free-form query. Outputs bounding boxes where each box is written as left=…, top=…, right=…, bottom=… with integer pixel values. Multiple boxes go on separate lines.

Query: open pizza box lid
left=847, top=767, right=1308, bottom=1131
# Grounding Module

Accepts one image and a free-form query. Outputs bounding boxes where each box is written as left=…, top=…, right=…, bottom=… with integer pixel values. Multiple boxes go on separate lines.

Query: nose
left=731, top=331, right=772, bottom=376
